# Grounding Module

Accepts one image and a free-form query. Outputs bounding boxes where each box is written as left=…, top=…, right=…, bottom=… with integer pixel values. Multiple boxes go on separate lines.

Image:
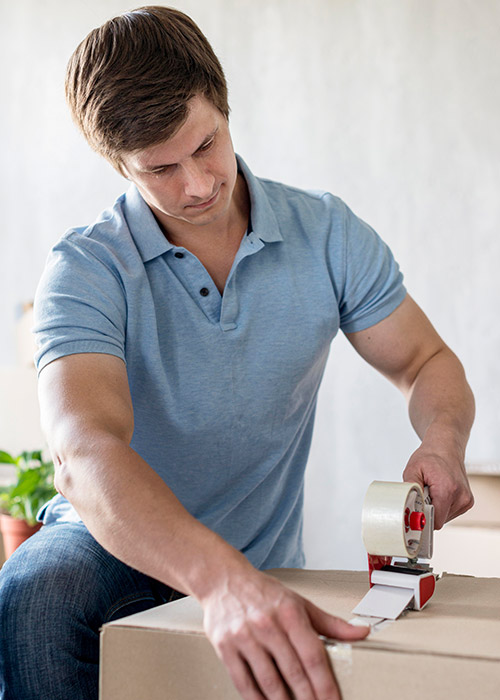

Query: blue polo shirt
left=34, top=155, right=405, bottom=569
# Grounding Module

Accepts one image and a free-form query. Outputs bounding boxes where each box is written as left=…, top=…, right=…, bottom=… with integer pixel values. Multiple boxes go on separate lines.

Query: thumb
left=305, top=600, right=370, bottom=641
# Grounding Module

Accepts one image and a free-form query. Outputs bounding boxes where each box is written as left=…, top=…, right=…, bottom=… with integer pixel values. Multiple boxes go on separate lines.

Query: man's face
left=120, top=95, right=238, bottom=237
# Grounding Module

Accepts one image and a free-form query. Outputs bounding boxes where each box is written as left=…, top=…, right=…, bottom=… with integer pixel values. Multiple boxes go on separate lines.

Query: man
left=0, top=7, right=474, bottom=700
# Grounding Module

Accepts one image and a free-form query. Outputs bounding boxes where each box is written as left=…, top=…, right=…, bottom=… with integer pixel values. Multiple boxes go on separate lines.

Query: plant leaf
left=9, top=470, right=40, bottom=498
left=0, top=448, right=56, bottom=524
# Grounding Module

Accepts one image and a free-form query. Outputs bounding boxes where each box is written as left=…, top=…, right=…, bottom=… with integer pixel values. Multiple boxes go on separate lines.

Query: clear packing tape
left=362, top=481, right=426, bottom=559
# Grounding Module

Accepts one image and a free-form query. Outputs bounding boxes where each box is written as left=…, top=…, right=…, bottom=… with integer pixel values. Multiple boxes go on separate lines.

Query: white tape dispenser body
left=353, top=481, right=436, bottom=621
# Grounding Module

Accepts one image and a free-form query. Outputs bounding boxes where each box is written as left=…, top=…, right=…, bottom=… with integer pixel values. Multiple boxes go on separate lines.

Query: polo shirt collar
left=236, top=155, right=283, bottom=243
left=122, top=153, right=283, bottom=263
left=122, top=185, right=174, bottom=263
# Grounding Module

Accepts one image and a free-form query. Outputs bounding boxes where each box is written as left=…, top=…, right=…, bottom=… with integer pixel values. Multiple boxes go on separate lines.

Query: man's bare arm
left=38, top=352, right=368, bottom=700
left=346, top=294, right=475, bottom=528
left=38, top=353, right=231, bottom=593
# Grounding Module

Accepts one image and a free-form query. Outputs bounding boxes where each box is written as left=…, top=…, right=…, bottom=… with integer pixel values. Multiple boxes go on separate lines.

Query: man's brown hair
left=65, top=6, right=229, bottom=170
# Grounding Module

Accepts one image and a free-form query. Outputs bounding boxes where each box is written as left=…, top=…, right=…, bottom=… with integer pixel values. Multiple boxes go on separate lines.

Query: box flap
left=105, top=594, right=205, bottom=634
left=104, top=569, right=500, bottom=661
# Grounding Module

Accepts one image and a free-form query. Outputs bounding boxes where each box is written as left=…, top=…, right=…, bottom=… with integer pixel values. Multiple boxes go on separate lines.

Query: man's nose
left=182, top=160, right=215, bottom=200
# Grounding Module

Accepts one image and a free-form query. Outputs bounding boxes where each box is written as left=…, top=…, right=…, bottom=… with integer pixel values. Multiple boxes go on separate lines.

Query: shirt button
left=200, top=287, right=210, bottom=297
left=174, top=252, right=184, bottom=259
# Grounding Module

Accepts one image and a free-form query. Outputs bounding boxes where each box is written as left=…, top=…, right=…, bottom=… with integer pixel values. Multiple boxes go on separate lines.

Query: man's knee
left=0, top=521, right=172, bottom=633
left=0, top=523, right=104, bottom=632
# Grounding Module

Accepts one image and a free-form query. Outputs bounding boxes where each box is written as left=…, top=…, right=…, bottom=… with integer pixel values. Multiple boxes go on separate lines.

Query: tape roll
left=362, top=481, right=425, bottom=558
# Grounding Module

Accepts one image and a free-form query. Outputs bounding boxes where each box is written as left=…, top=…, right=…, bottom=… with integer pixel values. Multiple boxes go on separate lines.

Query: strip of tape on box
left=352, top=584, right=414, bottom=620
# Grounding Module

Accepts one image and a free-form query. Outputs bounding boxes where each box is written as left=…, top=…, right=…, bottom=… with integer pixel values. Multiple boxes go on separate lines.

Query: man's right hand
left=201, top=568, right=370, bottom=700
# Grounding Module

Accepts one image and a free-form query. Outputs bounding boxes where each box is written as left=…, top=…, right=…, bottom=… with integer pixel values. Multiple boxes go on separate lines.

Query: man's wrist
left=179, top=529, right=256, bottom=604
left=419, top=418, right=470, bottom=464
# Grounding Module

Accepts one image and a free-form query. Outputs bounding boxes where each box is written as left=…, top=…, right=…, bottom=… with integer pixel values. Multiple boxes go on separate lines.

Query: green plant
left=0, top=450, right=57, bottom=526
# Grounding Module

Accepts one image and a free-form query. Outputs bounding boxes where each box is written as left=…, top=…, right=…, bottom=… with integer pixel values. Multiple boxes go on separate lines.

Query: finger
left=446, top=490, right=475, bottom=522
left=241, top=641, right=295, bottom=700
left=305, top=600, right=370, bottom=641
left=403, top=471, right=449, bottom=529
left=436, top=494, right=471, bottom=528
left=425, top=480, right=452, bottom=527
left=251, top=622, right=316, bottom=700
left=276, top=602, right=341, bottom=700
left=218, top=646, right=267, bottom=700
left=402, top=470, right=425, bottom=490
left=445, top=479, right=474, bottom=522
left=428, top=479, right=473, bottom=528
left=432, top=498, right=452, bottom=529
left=288, top=622, right=340, bottom=700
left=403, top=456, right=474, bottom=527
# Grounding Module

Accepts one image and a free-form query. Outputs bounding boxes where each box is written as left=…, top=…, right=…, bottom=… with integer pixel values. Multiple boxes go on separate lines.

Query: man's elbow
left=47, top=421, right=119, bottom=501
left=53, top=456, right=72, bottom=499
left=49, top=428, right=84, bottom=500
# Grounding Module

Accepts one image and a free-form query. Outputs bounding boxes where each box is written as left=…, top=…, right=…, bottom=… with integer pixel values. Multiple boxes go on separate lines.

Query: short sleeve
left=336, top=201, right=406, bottom=333
left=33, top=232, right=127, bottom=373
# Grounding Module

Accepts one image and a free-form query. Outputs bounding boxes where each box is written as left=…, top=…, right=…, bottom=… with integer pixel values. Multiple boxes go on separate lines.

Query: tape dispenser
left=352, top=481, right=436, bottom=621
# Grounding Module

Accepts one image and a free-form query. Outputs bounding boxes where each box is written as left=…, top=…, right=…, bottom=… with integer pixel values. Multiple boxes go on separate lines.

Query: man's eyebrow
left=143, top=127, right=219, bottom=172
left=195, top=126, right=218, bottom=152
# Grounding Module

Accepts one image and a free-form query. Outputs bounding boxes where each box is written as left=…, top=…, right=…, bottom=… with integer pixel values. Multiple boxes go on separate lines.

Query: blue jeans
left=0, top=521, right=182, bottom=699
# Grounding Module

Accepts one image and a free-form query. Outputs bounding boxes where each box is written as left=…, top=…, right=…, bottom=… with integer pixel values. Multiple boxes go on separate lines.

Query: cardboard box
left=100, top=569, right=500, bottom=699
left=461, top=474, right=500, bottom=526
left=432, top=523, right=500, bottom=577
left=430, top=473, right=500, bottom=578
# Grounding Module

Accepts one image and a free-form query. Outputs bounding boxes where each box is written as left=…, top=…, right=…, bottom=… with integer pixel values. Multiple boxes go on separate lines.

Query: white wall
left=2, top=0, right=499, bottom=568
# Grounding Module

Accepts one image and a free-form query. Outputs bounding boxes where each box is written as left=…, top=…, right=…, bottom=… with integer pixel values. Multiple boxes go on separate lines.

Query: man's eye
left=199, top=138, right=214, bottom=152
left=151, top=165, right=173, bottom=175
